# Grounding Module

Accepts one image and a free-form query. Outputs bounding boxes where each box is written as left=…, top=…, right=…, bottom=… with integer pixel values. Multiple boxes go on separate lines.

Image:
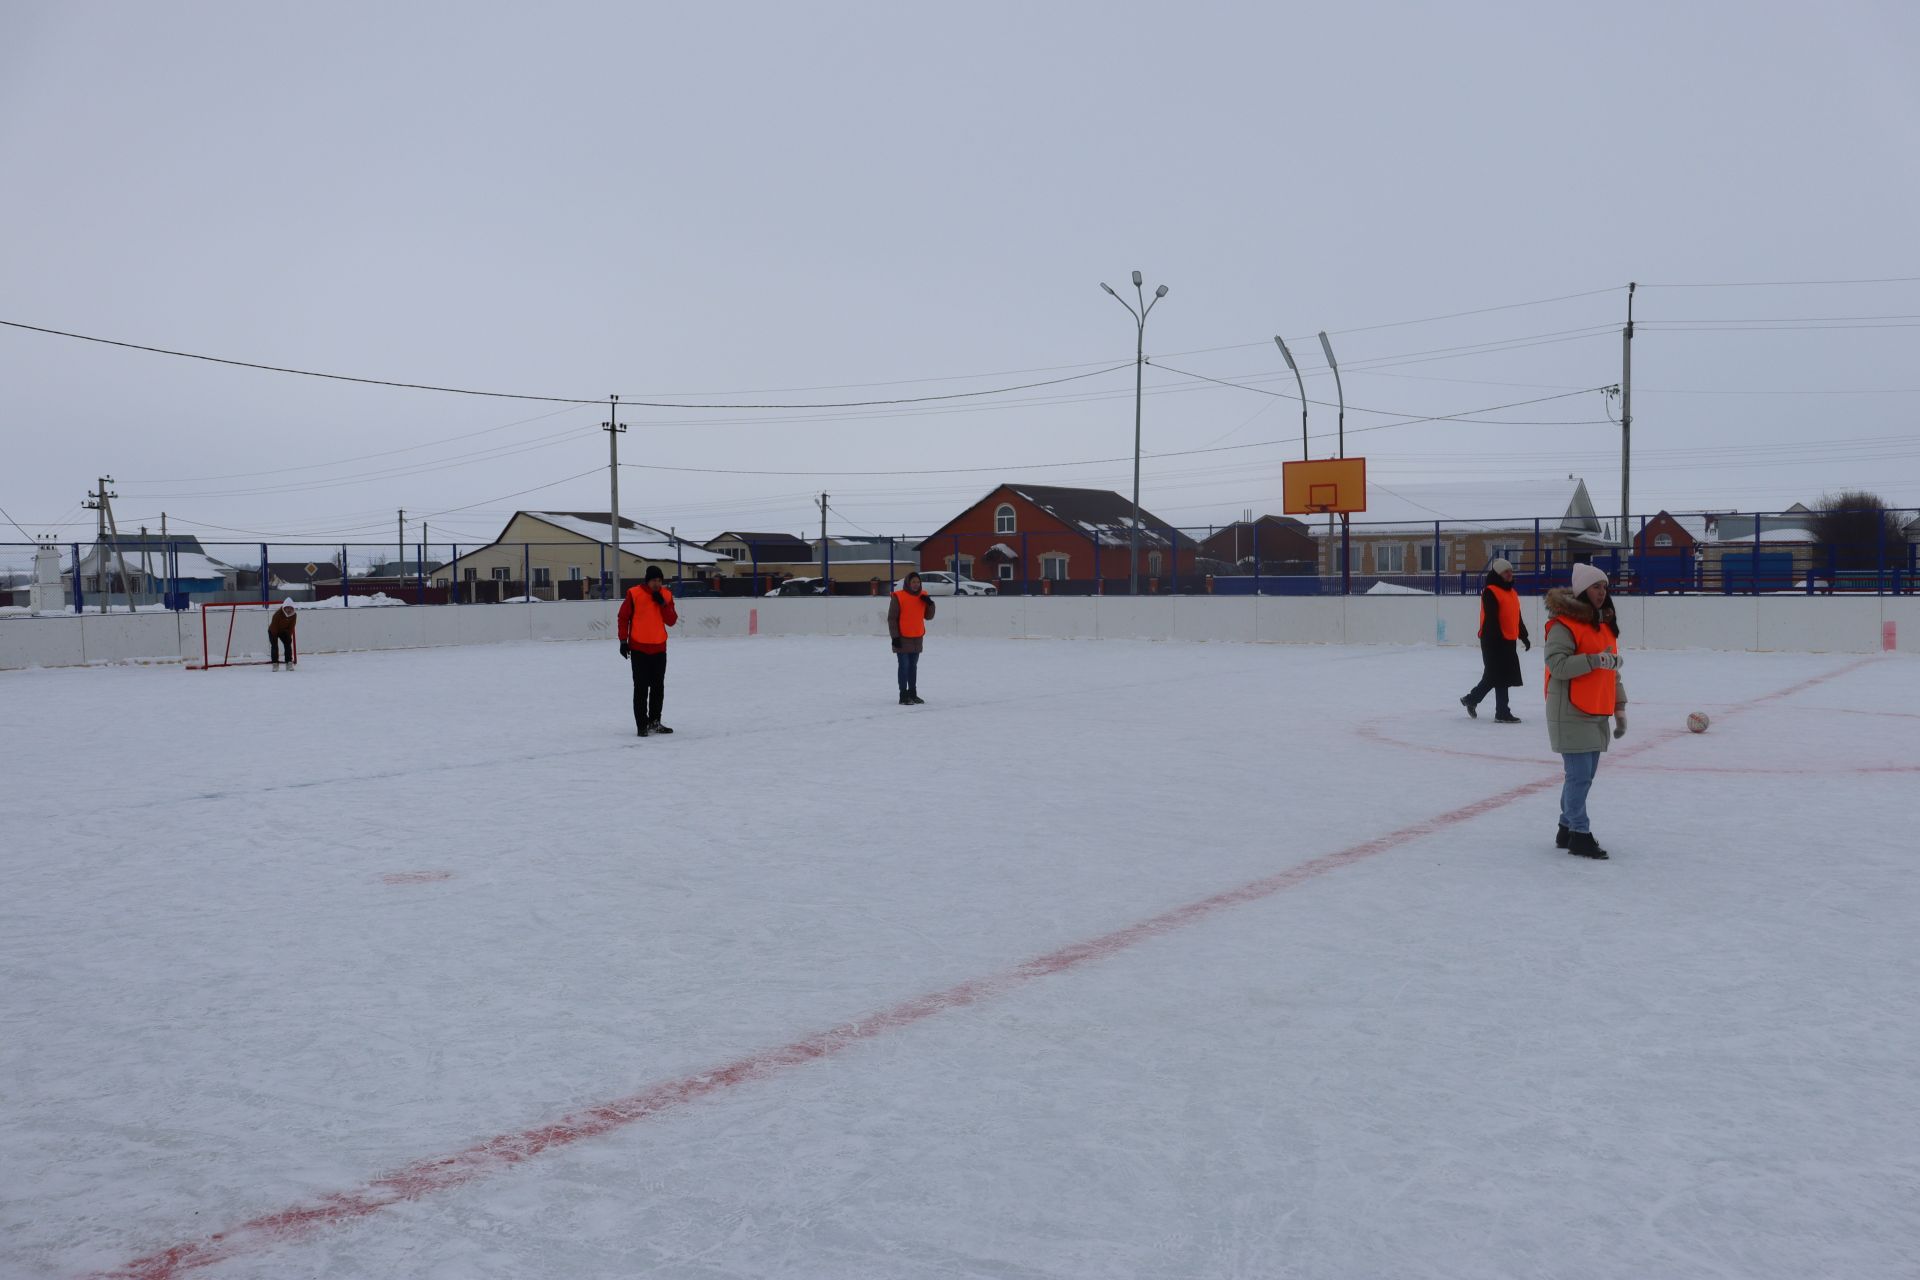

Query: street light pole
left=1101, top=270, right=1169, bottom=595
left=1273, top=336, right=1309, bottom=460
left=1316, top=331, right=1345, bottom=458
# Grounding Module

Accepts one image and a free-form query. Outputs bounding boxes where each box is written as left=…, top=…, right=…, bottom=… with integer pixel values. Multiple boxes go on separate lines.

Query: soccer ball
left=1687, top=712, right=1710, bottom=734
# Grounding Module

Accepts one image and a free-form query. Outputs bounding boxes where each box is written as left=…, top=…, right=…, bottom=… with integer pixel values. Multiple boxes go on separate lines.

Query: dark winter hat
left=644, top=565, right=665, bottom=582
left=903, top=570, right=921, bottom=584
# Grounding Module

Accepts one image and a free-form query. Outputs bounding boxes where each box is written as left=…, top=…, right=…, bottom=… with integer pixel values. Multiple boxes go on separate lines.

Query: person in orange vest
left=1544, top=562, right=1628, bottom=859
left=618, top=565, right=679, bottom=736
left=887, top=570, right=936, bottom=705
left=1460, top=557, right=1530, bottom=722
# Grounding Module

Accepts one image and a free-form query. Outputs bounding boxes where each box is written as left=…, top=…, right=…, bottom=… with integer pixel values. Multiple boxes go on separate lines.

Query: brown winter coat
left=1542, top=587, right=1627, bottom=755
left=887, top=590, right=935, bottom=653
left=267, top=606, right=297, bottom=638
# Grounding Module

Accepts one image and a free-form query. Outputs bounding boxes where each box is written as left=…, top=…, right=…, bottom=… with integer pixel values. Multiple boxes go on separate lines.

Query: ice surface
left=3, top=636, right=1918, bottom=1279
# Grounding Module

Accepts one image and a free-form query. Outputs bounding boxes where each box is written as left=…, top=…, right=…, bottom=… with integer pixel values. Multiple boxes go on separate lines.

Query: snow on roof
left=1715, top=527, right=1817, bottom=544
left=525, top=512, right=721, bottom=564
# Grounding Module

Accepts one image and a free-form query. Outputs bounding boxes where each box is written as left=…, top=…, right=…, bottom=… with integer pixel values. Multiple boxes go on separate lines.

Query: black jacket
left=1477, top=577, right=1530, bottom=688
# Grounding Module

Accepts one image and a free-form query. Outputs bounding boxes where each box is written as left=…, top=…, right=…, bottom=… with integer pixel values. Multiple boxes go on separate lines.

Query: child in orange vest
left=1543, top=562, right=1628, bottom=859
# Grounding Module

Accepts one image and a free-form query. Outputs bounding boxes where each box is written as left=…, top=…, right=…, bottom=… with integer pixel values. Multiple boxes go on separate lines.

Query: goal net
left=193, top=601, right=296, bottom=669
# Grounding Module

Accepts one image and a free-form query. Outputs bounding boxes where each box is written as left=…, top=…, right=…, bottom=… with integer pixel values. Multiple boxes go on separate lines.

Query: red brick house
left=1198, top=516, right=1315, bottom=575
left=917, top=484, right=1199, bottom=593
left=1633, top=511, right=1701, bottom=558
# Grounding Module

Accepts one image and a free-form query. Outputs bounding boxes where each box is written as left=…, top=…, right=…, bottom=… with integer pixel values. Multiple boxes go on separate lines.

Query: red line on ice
left=90, top=655, right=1882, bottom=1280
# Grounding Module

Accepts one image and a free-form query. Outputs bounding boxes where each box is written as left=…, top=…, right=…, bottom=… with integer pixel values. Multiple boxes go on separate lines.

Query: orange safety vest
left=1545, top=614, right=1618, bottom=716
left=1479, top=581, right=1521, bottom=642
left=893, top=589, right=927, bottom=638
left=624, top=585, right=673, bottom=647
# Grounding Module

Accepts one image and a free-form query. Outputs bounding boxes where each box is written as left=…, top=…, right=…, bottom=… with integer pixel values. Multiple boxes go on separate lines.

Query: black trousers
left=269, top=633, right=295, bottom=663
left=630, top=649, right=666, bottom=726
left=1465, top=671, right=1510, bottom=716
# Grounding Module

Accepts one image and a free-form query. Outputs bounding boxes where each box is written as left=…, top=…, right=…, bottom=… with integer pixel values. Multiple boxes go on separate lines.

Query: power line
left=0, top=318, right=1134, bottom=410
left=1638, top=275, right=1920, bottom=289
left=1146, top=360, right=1613, bottom=426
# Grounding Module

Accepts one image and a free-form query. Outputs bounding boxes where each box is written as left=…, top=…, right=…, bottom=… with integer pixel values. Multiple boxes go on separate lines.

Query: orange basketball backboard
left=1283, top=457, right=1366, bottom=515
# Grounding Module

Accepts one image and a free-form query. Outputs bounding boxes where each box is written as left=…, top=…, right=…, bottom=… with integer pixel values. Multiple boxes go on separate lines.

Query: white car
left=764, top=577, right=827, bottom=597
left=896, top=570, right=996, bottom=597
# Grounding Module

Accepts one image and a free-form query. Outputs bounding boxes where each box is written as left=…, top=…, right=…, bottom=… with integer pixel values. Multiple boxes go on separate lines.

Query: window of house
left=1147, top=551, right=1164, bottom=576
left=533, top=567, right=551, bottom=586
left=946, top=554, right=974, bottom=579
left=1040, top=554, right=1069, bottom=580
left=463, top=568, right=478, bottom=582
left=435, top=578, right=449, bottom=588
left=1376, top=544, right=1405, bottom=573
left=491, top=567, right=510, bottom=581
left=568, top=567, right=583, bottom=581
left=1418, top=542, right=1445, bottom=573
left=1490, top=544, right=1520, bottom=565
left=997, top=562, right=1014, bottom=581
left=994, top=504, right=1016, bottom=535
left=1654, top=532, right=1674, bottom=548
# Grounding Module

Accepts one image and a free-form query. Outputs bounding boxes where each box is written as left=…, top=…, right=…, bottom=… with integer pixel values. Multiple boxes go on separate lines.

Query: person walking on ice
left=618, top=565, right=678, bottom=736
left=888, top=570, right=936, bottom=705
left=267, top=598, right=298, bottom=666
left=1461, top=557, right=1530, bottom=723
left=1544, top=562, right=1627, bottom=860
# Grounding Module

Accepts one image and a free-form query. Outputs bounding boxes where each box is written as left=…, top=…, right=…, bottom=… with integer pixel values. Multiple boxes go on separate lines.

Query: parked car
left=764, top=577, right=827, bottom=597
left=895, top=570, right=996, bottom=597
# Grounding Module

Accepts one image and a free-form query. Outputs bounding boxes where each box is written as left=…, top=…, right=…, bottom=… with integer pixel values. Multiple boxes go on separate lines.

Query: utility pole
left=1621, top=282, right=1636, bottom=564
left=397, top=509, right=405, bottom=583
left=84, top=482, right=106, bottom=613
left=100, top=482, right=135, bottom=613
left=605, top=395, right=626, bottom=600
left=818, top=491, right=829, bottom=586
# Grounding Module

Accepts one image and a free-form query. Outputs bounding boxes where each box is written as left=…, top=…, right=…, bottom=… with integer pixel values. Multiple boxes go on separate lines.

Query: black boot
left=1567, top=831, right=1609, bottom=860
left=636, top=722, right=651, bottom=737
left=1555, top=823, right=1570, bottom=849
left=899, top=690, right=911, bottom=705
left=908, top=688, right=924, bottom=704
left=650, top=720, right=674, bottom=735
left=1494, top=711, right=1523, bottom=724
left=1460, top=695, right=1477, bottom=719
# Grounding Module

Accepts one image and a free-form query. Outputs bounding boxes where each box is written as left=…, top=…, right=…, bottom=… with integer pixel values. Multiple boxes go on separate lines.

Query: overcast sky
left=3, top=0, right=1917, bottom=556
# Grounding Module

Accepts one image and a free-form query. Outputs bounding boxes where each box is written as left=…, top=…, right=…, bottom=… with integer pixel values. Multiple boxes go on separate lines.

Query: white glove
left=1612, top=711, right=1627, bottom=739
left=1589, top=652, right=1623, bottom=670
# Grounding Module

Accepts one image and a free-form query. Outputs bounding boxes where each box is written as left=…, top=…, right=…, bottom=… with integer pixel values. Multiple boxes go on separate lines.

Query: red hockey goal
left=192, top=601, right=297, bottom=669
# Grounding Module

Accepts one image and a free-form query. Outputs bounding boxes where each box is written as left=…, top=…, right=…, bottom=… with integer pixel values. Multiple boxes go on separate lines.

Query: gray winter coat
left=1542, top=587, right=1628, bottom=755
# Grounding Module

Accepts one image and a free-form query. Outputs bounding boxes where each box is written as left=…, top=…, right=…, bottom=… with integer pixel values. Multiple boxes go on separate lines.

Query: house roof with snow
left=520, top=512, right=721, bottom=564
left=920, top=484, right=1181, bottom=549
left=705, top=531, right=814, bottom=560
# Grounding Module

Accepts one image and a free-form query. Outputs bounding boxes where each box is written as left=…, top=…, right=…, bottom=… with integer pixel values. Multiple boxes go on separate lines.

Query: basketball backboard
left=1283, top=457, right=1366, bottom=515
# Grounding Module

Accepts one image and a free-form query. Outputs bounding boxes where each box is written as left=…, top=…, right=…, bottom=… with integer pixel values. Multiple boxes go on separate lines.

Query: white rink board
left=2, top=593, right=1910, bottom=670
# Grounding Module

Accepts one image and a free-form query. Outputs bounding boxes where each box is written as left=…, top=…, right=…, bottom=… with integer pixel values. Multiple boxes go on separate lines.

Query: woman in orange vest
left=617, top=565, right=678, bottom=736
left=1460, top=557, right=1530, bottom=722
left=887, top=571, right=936, bottom=705
left=1544, top=562, right=1628, bottom=859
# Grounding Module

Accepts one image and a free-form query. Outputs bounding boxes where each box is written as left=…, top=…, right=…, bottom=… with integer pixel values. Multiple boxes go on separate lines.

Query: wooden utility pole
left=604, top=395, right=626, bottom=599
left=1621, top=282, right=1636, bottom=560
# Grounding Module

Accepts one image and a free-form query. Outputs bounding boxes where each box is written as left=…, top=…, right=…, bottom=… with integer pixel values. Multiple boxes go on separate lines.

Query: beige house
left=1314, top=479, right=1613, bottom=584
left=434, top=511, right=721, bottom=600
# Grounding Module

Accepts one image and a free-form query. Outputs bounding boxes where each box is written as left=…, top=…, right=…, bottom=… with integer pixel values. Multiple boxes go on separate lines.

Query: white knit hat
left=1569, top=562, right=1608, bottom=596
left=281, top=598, right=296, bottom=610
left=1487, top=557, right=1514, bottom=576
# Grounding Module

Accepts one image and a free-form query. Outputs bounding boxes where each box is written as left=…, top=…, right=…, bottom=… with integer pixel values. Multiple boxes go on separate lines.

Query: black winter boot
left=1555, top=823, right=1570, bottom=849
left=908, top=689, right=924, bottom=705
left=1567, top=831, right=1609, bottom=860
left=1460, top=695, right=1477, bottom=719
left=649, top=720, right=674, bottom=735
left=1494, top=711, right=1523, bottom=724
left=899, top=690, right=911, bottom=705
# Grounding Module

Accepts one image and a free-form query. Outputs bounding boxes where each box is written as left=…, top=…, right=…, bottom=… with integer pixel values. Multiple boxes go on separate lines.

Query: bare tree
left=1811, top=491, right=1905, bottom=571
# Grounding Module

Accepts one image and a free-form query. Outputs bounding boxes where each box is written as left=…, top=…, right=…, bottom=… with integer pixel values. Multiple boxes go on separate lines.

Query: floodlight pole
left=1273, top=336, right=1309, bottom=460
left=1101, top=271, right=1169, bottom=595
left=1317, top=332, right=1351, bottom=595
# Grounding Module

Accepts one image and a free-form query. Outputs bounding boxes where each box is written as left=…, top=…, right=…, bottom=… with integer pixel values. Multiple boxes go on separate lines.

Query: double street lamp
left=1101, top=270, right=1169, bottom=595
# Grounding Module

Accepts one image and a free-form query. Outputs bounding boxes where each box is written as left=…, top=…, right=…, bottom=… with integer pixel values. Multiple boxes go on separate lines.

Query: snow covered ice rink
left=5, top=633, right=1919, bottom=1279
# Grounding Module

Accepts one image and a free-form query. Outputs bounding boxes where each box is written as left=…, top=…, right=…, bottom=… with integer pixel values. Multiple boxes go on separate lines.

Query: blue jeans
left=896, top=649, right=920, bottom=692
left=1560, top=751, right=1600, bottom=833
